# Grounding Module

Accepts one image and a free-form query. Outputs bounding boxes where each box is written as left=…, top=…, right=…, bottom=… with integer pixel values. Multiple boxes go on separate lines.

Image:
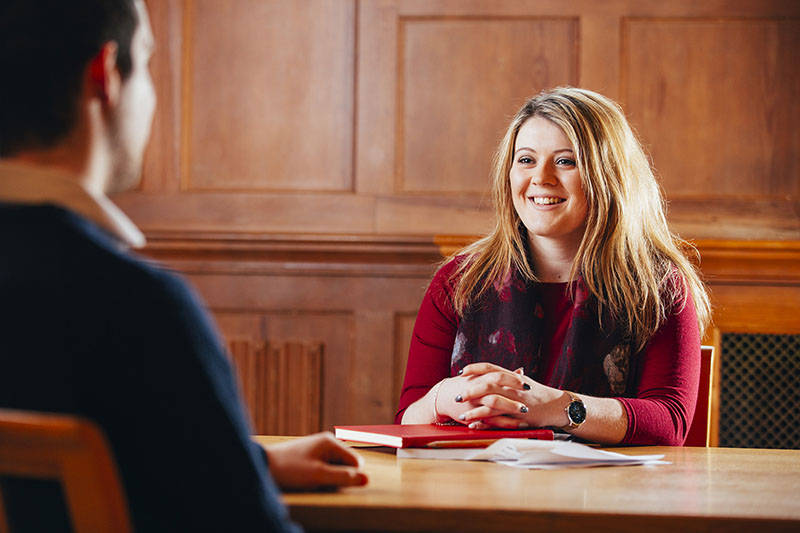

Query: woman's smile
left=530, top=195, right=566, bottom=206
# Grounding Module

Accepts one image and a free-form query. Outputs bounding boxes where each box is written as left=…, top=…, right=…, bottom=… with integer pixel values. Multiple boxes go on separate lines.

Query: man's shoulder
left=2, top=203, right=193, bottom=305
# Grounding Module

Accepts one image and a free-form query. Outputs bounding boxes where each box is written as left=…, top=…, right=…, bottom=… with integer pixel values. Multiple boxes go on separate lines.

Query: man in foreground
left=0, top=1, right=366, bottom=531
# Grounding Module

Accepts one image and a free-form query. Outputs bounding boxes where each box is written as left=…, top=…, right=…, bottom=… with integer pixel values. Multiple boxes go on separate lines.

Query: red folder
left=334, top=423, right=554, bottom=448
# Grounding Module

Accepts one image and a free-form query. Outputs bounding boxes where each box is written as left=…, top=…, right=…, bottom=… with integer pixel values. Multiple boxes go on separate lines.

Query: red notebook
left=334, top=423, right=554, bottom=448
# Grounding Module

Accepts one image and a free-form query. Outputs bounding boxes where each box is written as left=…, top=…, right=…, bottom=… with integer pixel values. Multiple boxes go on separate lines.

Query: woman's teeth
left=531, top=197, right=565, bottom=205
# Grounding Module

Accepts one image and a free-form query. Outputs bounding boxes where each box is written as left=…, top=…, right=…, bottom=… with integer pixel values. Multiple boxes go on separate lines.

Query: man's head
left=0, top=0, right=156, bottom=193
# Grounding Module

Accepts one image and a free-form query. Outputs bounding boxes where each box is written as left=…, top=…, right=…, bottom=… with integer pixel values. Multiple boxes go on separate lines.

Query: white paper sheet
left=396, top=438, right=667, bottom=469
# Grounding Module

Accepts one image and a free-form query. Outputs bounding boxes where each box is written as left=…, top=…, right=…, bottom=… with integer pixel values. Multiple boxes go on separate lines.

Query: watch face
left=568, top=400, right=586, bottom=425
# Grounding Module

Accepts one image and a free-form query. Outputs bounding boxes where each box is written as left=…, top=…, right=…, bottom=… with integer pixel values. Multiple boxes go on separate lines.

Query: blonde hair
left=450, top=87, right=710, bottom=350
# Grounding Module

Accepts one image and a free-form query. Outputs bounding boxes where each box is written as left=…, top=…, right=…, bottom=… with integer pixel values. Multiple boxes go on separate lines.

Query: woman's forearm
left=400, top=384, right=439, bottom=424
left=564, top=393, right=628, bottom=445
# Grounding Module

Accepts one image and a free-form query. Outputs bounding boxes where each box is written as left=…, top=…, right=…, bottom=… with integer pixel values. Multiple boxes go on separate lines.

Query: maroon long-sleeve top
left=395, top=260, right=701, bottom=446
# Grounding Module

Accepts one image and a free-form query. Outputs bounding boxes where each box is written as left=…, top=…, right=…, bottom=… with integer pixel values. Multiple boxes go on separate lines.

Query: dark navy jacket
left=0, top=203, right=301, bottom=532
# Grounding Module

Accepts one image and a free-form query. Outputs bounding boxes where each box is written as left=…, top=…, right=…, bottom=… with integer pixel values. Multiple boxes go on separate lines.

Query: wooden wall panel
left=215, top=307, right=424, bottom=430
left=125, top=0, right=799, bottom=240
left=185, top=0, right=355, bottom=192
left=709, top=285, right=800, bottom=335
left=399, top=17, right=578, bottom=194
left=350, top=310, right=399, bottom=423
left=623, top=18, right=800, bottom=199
left=394, top=313, right=417, bottom=413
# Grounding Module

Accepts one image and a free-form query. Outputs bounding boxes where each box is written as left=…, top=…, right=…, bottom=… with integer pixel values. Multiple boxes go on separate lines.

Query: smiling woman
left=396, top=87, right=711, bottom=447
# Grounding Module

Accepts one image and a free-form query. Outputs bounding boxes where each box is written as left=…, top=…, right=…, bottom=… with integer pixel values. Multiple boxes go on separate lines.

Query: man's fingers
left=316, top=464, right=369, bottom=487
left=324, top=440, right=365, bottom=468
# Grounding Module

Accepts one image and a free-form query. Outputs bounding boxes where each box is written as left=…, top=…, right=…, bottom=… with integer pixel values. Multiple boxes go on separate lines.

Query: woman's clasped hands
left=436, top=363, right=569, bottom=429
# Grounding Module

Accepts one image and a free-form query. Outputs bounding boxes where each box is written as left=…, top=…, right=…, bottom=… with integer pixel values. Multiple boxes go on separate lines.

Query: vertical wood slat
left=228, top=339, right=257, bottom=431
left=227, top=339, right=323, bottom=436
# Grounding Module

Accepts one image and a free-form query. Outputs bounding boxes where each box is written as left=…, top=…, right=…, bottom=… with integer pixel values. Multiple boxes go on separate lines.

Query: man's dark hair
left=0, top=0, right=139, bottom=157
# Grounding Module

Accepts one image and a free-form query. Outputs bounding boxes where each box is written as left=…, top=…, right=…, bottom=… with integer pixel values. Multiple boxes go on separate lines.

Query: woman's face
left=509, top=116, right=588, bottom=253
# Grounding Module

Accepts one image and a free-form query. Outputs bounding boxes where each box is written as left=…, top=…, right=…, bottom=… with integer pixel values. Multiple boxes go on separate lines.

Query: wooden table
left=254, top=437, right=800, bottom=532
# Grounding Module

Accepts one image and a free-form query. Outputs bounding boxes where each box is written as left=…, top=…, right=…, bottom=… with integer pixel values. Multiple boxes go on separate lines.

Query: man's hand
left=263, top=432, right=368, bottom=491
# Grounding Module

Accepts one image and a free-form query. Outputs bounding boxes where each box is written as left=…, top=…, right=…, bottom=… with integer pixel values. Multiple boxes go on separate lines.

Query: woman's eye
left=517, top=156, right=534, bottom=164
left=557, top=158, right=576, bottom=166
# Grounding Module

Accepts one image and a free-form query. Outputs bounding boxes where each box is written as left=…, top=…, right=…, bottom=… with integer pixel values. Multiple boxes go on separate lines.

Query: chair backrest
left=684, top=345, right=716, bottom=447
left=0, top=409, right=132, bottom=533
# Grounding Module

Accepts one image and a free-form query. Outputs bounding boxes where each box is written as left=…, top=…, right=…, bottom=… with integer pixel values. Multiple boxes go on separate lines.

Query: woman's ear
left=86, top=41, right=120, bottom=106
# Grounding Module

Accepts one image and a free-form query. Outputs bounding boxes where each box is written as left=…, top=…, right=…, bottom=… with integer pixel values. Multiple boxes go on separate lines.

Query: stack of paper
left=397, top=438, right=667, bottom=469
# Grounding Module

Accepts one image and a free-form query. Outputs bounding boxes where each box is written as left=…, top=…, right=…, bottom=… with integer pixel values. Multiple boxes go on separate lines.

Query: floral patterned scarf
left=449, top=266, right=634, bottom=397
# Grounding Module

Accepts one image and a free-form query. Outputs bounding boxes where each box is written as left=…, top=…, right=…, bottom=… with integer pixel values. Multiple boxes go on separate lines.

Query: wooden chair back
left=685, top=345, right=716, bottom=447
left=0, top=409, right=132, bottom=533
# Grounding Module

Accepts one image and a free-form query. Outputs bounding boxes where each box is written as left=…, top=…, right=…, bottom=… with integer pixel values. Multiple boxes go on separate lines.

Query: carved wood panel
left=215, top=311, right=354, bottom=431
left=228, top=339, right=323, bottom=436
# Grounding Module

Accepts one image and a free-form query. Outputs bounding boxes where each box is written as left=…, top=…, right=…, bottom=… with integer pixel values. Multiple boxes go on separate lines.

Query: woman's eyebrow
left=513, top=147, right=573, bottom=155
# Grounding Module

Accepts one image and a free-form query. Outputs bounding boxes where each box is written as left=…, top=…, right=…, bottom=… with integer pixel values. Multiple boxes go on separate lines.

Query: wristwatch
left=563, top=391, right=586, bottom=429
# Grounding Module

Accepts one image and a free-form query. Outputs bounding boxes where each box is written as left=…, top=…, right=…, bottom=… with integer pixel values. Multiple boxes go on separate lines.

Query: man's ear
left=87, top=41, right=121, bottom=106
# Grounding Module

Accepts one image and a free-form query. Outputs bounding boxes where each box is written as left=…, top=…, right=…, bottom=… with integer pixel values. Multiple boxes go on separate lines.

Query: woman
left=396, top=87, right=710, bottom=446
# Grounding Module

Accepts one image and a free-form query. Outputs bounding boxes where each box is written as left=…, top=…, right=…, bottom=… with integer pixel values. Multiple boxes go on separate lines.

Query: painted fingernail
left=523, top=383, right=531, bottom=390
left=514, top=367, right=524, bottom=373
left=457, top=369, right=464, bottom=375
left=458, top=414, right=466, bottom=421
left=455, top=394, right=463, bottom=403
left=519, top=422, right=529, bottom=428
left=520, top=405, right=529, bottom=413
left=468, top=422, right=479, bottom=429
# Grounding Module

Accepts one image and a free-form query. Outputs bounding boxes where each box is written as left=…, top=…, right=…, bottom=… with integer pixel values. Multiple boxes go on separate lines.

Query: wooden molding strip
left=694, top=239, right=800, bottom=284
left=142, top=231, right=443, bottom=277
left=435, top=235, right=800, bottom=285
left=141, top=231, right=800, bottom=284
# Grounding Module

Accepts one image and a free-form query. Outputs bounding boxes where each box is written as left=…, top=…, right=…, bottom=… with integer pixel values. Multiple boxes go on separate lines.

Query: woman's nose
left=529, top=163, right=557, bottom=186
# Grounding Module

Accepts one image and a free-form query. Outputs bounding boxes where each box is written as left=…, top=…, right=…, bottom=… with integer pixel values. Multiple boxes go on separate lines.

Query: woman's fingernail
left=514, top=367, right=524, bottom=373
left=455, top=394, right=463, bottom=403
left=523, top=383, right=531, bottom=390
left=458, top=414, right=466, bottom=421
left=520, top=405, right=529, bottom=414
left=518, top=421, right=529, bottom=428
left=468, top=422, right=479, bottom=429
left=457, top=369, right=464, bottom=375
